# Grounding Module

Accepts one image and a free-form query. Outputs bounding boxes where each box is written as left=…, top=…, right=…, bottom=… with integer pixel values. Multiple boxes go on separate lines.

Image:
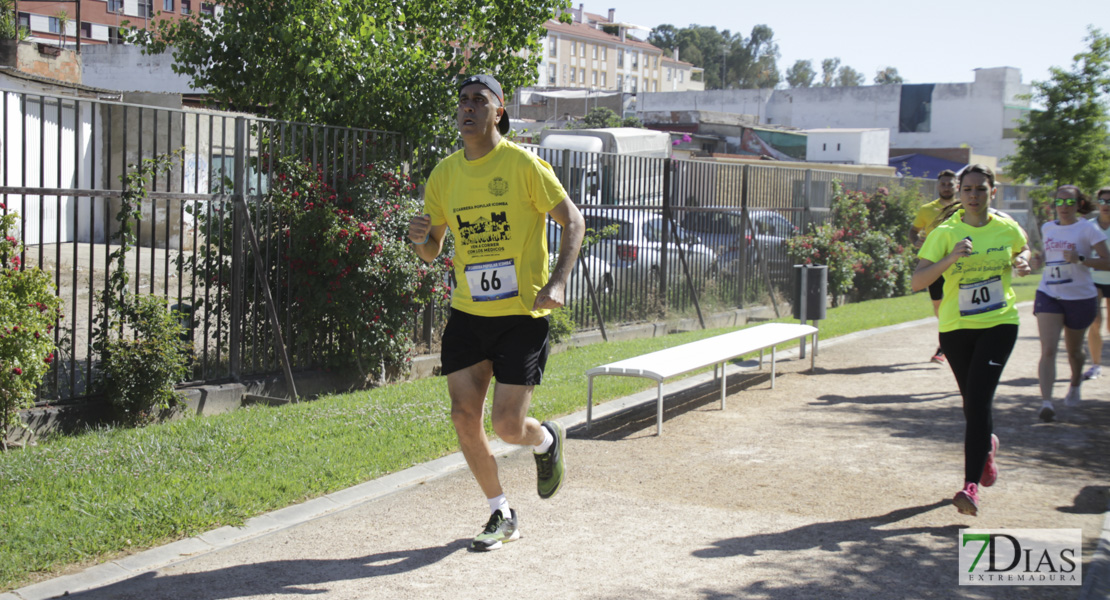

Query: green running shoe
left=534, top=420, right=566, bottom=499
left=470, top=508, right=520, bottom=552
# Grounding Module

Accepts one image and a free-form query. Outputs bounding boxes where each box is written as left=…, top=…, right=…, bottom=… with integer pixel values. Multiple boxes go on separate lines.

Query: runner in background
left=1083, top=187, right=1110, bottom=381
left=910, top=170, right=960, bottom=364
left=1035, top=186, right=1110, bottom=422
left=912, top=164, right=1030, bottom=516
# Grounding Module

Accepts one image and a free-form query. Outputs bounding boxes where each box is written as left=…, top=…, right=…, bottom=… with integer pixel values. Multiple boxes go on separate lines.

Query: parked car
left=682, top=209, right=797, bottom=279
left=547, top=220, right=613, bottom=302
left=582, top=212, right=719, bottom=283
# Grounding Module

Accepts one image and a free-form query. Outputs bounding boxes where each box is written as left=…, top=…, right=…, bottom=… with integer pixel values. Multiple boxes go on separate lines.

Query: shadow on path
left=63, top=539, right=470, bottom=600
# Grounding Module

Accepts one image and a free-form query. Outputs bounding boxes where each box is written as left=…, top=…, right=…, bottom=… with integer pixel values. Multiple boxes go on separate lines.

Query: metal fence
left=1, top=89, right=407, bottom=404
left=1, top=87, right=1040, bottom=405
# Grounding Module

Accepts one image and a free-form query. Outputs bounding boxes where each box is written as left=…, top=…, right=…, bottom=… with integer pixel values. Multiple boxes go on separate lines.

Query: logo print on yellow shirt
left=456, top=212, right=512, bottom=246
left=489, top=177, right=509, bottom=197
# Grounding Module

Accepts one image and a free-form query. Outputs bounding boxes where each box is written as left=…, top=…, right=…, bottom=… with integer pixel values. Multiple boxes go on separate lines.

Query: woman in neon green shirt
left=912, top=164, right=1031, bottom=517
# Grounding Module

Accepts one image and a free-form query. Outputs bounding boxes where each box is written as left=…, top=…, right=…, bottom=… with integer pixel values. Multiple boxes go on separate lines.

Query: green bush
left=100, top=296, right=190, bottom=426
left=0, top=207, right=63, bottom=439
left=184, top=156, right=452, bottom=380
left=547, top=307, right=575, bottom=343
left=786, top=182, right=922, bottom=304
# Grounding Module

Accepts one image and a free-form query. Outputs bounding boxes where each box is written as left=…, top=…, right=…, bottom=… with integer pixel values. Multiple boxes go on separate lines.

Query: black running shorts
left=440, top=308, right=550, bottom=385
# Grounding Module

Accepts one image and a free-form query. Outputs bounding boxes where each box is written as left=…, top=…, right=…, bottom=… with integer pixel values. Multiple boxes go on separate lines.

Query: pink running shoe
left=953, top=482, right=980, bottom=516
left=981, top=434, right=999, bottom=487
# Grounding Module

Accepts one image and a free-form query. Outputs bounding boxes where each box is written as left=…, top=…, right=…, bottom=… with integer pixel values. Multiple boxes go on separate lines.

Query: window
left=600, top=72, right=606, bottom=87
left=652, top=81, right=657, bottom=92
left=48, top=17, right=61, bottom=34
left=631, top=52, right=638, bottom=69
left=164, top=0, right=175, bottom=11
left=548, top=36, right=557, bottom=57
left=654, top=56, right=659, bottom=68
left=617, top=51, right=623, bottom=68
left=679, top=71, right=684, bottom=83
left=181, top=0, right=192, bottom=14
left=138, top=0, right=154, bottom=18
left=592, top=71, right=597, bottom=86
left=631, top=76, right=638, bottom=93
left=570, top=67, right=576, bottom=84
left=617, top=73, right=623, bottom=90
left=17, top=12, right=29, bottom=30
left=592, top=45, right=597, bottom=59
left=201, top=2, right=215, bottom=15
left=548, top=64, right=556, bottom=85
left=579, top=69, right=584, bottom=84
left=570, top=41, right=576, bottom=57
left=667, top=68, right=672, bottom=81
left=108, top=26, right=122, bottom=44
left=899, top=84, right=935, bottom=133
left=107, top=0, right=124, bottom=13
left=80, top=22, right=92, bottom=38
left=600, top=47, right=606, bottom=60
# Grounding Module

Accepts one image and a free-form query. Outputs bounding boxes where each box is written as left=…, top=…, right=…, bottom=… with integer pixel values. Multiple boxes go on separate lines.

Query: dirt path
left=18, top=305, right=1110, bottom=600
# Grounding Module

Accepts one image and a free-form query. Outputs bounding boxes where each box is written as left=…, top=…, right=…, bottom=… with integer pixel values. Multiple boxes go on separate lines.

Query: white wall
left=81, top=45, right=203, bottom=94
left=641, top=67, right=1030, bottom=163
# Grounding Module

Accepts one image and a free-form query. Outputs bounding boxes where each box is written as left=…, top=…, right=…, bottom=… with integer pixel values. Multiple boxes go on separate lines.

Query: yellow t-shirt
left=912, top=198, right=954, bottom=238
left=918, top=210, right=1028, bottom=332
left=424, top=139, right=568, bottom=318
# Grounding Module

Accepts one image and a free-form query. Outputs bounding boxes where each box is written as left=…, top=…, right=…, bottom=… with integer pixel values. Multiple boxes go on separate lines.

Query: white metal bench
left=586, top=323, right=819, bottom=435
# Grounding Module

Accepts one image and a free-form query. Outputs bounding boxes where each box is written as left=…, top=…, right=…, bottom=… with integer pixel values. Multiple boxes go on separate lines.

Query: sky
left=593, top=0, right=1109, bottom=87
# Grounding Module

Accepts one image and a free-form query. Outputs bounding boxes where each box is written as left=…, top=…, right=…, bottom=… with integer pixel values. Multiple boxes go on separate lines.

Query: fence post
left=739, top=164, right=750, bottom=308
left=229, top=117, right=246, bottom=379
left=803, top=169, right=813, bottom=233
left=660, top=157, right=671, bottom=308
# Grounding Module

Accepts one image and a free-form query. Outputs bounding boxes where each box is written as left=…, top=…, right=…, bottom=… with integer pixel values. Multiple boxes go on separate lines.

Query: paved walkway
left=5, top=304, right=1109, bottom=600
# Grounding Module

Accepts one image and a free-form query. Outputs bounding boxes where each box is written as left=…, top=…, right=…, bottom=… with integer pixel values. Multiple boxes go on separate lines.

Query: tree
left=647, top=24, right=678, bottom=53
left=874, top=66, right=904, bottom=85
left=730, top=24, right=780, bottom=89
left=127, top=0, right=572, bottom=157
left=835, top=66, right=865, bottom=87
left=819, top=58, right=841, bottom=87
left=571, top=106, right=622, bottom=129
left=1009, top=27, right=1110, bottom=191
left=54, top=9, right=69, bottom=47
left=1, top=0, right=29, bottom=41
left=785, top=59, right=815, bottom=88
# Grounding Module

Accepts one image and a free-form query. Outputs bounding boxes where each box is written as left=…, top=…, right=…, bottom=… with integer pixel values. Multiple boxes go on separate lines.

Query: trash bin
left=792, top=264, right=827, bottom=322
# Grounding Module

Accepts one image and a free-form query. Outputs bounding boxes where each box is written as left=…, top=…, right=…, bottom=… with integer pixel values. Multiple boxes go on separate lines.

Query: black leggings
left=939, top=324, right=1018, bottom=484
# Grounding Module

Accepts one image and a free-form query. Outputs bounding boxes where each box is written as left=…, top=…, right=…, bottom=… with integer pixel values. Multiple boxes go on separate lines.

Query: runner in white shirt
left=1034, top=185, right=1110, bottom=421
left=1084, top=187, right=1110, bottom=381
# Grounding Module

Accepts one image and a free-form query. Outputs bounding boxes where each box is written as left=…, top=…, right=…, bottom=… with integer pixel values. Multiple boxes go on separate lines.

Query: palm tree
left=55, top=9, right=69, bottom=47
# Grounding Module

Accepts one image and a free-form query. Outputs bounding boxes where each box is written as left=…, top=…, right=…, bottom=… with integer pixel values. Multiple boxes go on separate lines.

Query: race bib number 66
left=464, top=259, right=519, bottom=302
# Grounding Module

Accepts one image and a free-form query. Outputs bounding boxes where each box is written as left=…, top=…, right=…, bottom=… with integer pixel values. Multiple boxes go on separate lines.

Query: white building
left=804, top=128, right=890, bottom=166
left=640, top=67, right=1032, bottom=168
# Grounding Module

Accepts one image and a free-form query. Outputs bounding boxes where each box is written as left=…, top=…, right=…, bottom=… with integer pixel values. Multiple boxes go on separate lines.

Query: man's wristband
left=410, top=234, right=429, bottom=245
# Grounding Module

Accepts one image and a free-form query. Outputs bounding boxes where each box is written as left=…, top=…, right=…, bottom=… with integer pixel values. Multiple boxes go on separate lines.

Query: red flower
left=44, top=353, right=53, bottom=364
left=11, top=367, right=21, bottom=375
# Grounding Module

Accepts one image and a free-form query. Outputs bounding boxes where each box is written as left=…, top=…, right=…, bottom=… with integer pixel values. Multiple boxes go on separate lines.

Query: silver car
left=582, top=212, right=719, bottom=283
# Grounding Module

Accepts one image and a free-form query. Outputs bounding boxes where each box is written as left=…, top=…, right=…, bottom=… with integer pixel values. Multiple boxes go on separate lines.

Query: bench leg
left=587, top=376, right=595, bottom=430
left=771, top=345, right=777, bottom=389
left=720, top=362, right=727, bottom=410
left=759, top=348, right=764, bottom=369
left=811, top=333, right=818, bottom=372
left=656, top=381, right=664, bottom=436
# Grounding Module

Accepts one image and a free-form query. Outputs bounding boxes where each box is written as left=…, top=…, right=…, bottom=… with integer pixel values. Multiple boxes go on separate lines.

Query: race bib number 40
left=464, top=259, right=519, bottom=302
left=959, top=276, right=1005, bottom=316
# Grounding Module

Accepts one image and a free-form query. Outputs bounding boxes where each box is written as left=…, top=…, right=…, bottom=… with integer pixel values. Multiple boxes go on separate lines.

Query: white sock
left=533, top=425, right=554, bottom=454
left=488, top=494, right=509, bottom=515
left=1042, top=400, right=1055, bottom=408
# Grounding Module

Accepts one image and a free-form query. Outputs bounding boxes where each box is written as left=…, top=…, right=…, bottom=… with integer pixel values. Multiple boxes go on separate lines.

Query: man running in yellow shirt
left=910, top=169, right=959, bottom=364
left=408, top=74, right=586, bottom=551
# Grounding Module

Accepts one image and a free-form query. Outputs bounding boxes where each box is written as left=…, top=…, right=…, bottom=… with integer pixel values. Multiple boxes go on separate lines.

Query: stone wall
left=0, top=40, right=81, bottom=84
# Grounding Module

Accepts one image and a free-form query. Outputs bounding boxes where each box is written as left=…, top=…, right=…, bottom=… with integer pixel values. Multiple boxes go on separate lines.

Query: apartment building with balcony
left=540, top=5, right=702, bottom=94
left=15, top=0, right=218, bottom=47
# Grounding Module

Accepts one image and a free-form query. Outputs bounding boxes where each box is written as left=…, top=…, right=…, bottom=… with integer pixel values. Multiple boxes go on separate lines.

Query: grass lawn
left=0, top=280, right=1039, bottom=592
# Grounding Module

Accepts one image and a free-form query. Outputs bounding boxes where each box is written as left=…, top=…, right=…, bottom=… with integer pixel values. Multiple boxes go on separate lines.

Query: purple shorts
left=1034, top=290, right=1098, bottom=330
